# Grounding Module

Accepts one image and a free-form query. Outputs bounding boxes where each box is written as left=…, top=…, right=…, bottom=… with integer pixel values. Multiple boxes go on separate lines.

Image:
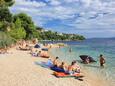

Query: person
left=53, top=57, right=59, bottom=67
left=32, top=50, right=39, bottom=57
left=71, top=60, right=80, bottom=73
left=22, top=40, right=27, bottom=49
left=45, top=58, right=53, bottom=67
left=99, top=54, right=105, bottom=67
left=69, top=48, right=72, bottom=52
left=66, top=60, right=81, bottom=75
left=37, top=51, right=41, bottom=57
left=59, top=62, right=67, bottom=71
left=85, top=57, right=90, bottom=64
left=66, top=61, right=75, bottom=75
left=40, top=51, right=49, bottom=58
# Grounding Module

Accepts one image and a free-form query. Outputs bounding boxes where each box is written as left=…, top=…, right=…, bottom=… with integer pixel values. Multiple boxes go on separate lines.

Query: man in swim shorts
left=99, top=54, right=106, bottom=67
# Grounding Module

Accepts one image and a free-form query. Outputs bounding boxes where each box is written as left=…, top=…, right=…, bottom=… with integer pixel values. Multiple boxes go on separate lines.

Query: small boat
left=79, top=55, right=96, bottom=63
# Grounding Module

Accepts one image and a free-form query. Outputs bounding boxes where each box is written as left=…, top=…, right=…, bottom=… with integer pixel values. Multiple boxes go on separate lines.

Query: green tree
left=0, top=7, right=12, bottom=23
left=0, top=0, right=14, bottom=7
left=0, top=7, right=13, bottom=31
left=0, top=0, right=6, bottom=7
left=39, top=31, right=85, bottom=41
left=9, top=18, right=26, bottom=40
left=36, top=27, right=44, bottom=31
left=13, top=13, right=36, bottom=39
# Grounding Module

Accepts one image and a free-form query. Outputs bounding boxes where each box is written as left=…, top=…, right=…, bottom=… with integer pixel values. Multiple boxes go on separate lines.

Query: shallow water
left=49, top=38, right=115, bottom=86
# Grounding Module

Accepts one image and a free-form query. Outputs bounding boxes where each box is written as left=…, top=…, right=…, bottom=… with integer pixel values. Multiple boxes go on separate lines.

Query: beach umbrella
left=34, top=44, right=40, bottom=48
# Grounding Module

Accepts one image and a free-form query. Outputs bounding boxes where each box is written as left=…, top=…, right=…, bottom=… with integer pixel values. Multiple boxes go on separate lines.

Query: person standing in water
left=99, top=54, right=106, bottom=67
left=69, top=48, right=72, bottom=52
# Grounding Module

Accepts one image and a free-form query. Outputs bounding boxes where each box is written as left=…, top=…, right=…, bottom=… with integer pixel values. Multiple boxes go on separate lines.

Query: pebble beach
left=0, top=45, right=109, bottom=86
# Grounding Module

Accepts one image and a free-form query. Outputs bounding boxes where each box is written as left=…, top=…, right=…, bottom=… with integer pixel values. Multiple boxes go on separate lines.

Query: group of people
left=85, top=54, right=105, bottom=67
left=47, top=57, right=81, bottom=75
left=0, top=48, right=8, bottom=54
left=17, top=40, right=31, bottom=50
left=16, top=39, right=50, bottom=58
left=51, top=54, right=106, bottom=74
left=83, top=54, right=106, bottom=67
left=17, top=39, right=106, bottom=69
left=30, top=44, right=49, bottom=58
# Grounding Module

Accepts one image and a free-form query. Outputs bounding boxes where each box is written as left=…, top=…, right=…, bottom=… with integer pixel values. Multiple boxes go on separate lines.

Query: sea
left=44, top=38, right=115, bottom=86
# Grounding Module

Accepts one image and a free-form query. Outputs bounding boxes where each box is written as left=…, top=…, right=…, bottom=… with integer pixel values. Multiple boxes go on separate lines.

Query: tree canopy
left=0, top=7, right=12, bottom=23
left=0, top=0, right=14, bottom=7
left=38, top=30, right=85, bottom=41
left=13, top=13, right=36, bottom=39
left=9, top=18, right=26, bottom=40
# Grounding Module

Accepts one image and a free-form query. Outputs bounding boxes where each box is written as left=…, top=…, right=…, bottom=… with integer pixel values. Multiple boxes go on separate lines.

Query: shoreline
left=49, top=46, right=110, bottom=86
left=0, top=44, right=110, bottom=86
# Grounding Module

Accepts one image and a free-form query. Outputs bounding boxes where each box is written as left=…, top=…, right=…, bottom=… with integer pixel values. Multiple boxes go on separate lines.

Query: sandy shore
left=0, top=47, right=109, bottom=86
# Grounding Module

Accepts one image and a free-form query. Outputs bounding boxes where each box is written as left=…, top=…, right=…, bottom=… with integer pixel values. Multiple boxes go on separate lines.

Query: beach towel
left=35, top=60, right=53, bottom=68
left=53, top=72, right=84, bottom=81
left=50, top=66, right=65, bottom=72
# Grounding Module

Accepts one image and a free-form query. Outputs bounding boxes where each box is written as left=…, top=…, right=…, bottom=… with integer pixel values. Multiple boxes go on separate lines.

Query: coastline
left=49, top=46, right=110, bottom=86
left=0, top=45, right=109, bottom=86
left=0, top=1, right=114, bottom=86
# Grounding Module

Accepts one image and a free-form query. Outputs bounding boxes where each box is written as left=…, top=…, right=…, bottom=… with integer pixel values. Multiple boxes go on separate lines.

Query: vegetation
left=0, top=0, right=14, bottom=7
left=0, top=31, right=15, bottom=48
left=0, top=7, right=13, bottom=31
left=13, top=13, right=37, bottom=39
left=9, top=18, right=26, bottom=40
left=0, top=0, right=85, bottom=48
left=38, top=30, right=85, bottom=41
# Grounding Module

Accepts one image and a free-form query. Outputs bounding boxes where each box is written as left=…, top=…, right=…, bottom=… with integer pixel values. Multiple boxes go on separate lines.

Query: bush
left=9, top=27, right=26, bottom=40
left=0, top=31, right=15, bottom=48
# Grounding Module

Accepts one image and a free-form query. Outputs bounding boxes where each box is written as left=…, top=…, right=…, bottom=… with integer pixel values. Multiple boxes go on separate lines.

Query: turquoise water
left=49, top=38, right=115, bottom=86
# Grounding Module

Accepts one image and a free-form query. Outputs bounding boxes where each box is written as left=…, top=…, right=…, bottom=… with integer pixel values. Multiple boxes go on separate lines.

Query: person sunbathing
left=53, top=57, right=59, bottom=67
left=39, top=51, right=49, bottom=58
left=59, top=62, right=66, bottom=70
left=18, top=40, right=30, bottom=50
left=31, top=50, right=39, bottom=57
left=72, top=61, right=80, bottom=73
left=45, top=58, right=53, bottom=67
left=66, top=61, right=80, bottom=75
left=0, top=48, right=8, bottom=54
left=51, top=61, right=66, bottom=72
left=66, top=61, right=74, bottom=75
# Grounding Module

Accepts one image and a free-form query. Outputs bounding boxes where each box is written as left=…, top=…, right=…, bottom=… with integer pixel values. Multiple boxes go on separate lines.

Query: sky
left=10, top=0, right=115, bottom=38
